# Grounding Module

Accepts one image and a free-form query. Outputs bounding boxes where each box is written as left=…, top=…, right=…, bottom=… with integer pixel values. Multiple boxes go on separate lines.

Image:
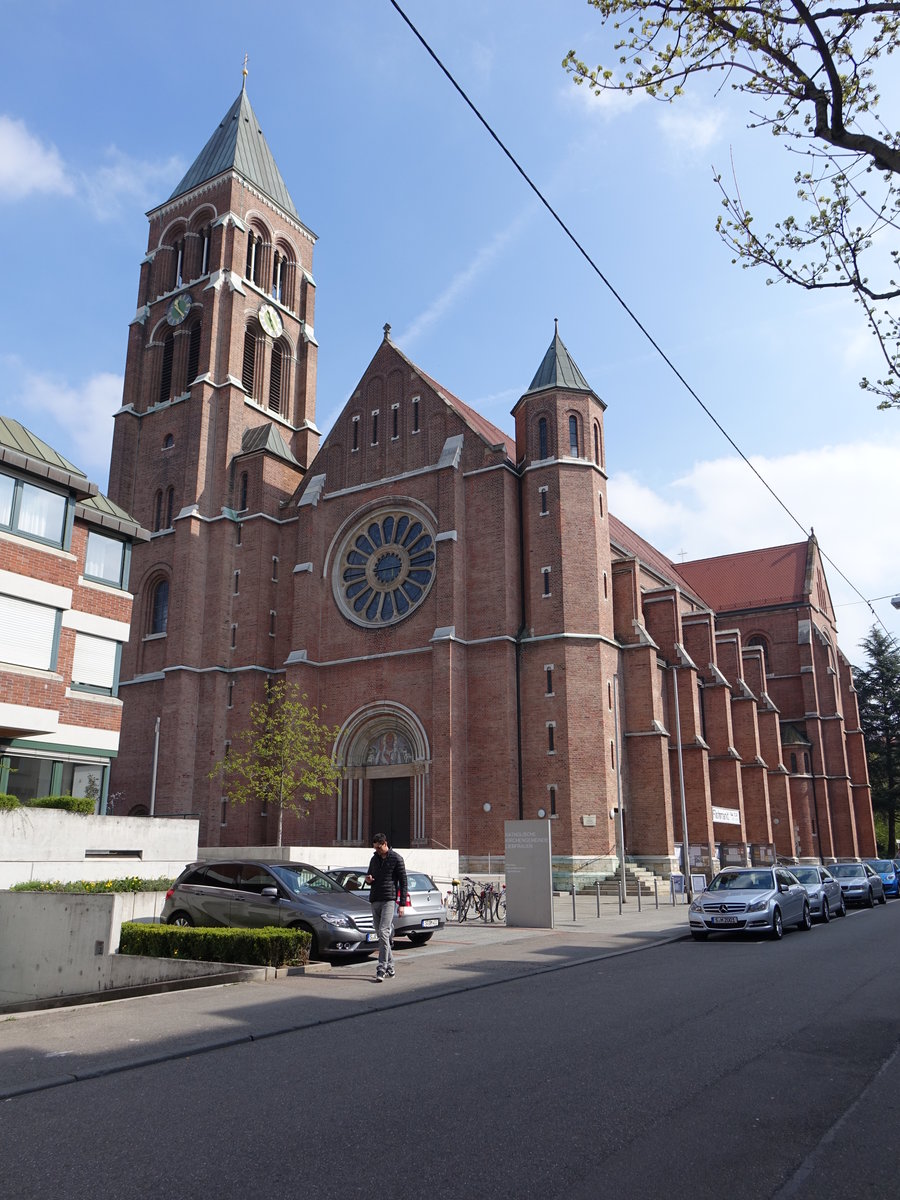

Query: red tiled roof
left=677, top=541, right=811, bottom=612
left=417, top=366, right=516, bottom=462
left=608, top=513, right=707, bottom=605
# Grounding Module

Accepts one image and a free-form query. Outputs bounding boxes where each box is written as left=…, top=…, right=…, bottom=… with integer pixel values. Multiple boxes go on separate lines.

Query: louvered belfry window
left=242, top=327, right=257, bottom=398
left=269, top=340, right=284, bottom=413
left=159, top=332, right=174, bottom=403
left=186, top=321, right=201, bottom=387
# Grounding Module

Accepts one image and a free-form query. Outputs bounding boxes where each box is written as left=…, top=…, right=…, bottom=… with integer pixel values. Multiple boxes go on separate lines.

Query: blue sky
left=2, top=0, right=898, bottom=656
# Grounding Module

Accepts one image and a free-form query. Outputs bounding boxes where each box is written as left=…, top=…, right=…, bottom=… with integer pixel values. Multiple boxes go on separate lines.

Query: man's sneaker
left=386, top=966, right=395, bottom=978
left=375, top=972, right=385, bottom=982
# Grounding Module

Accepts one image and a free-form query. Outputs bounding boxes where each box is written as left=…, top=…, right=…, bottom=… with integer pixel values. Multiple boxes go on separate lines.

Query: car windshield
left=708, top=871, right=773, bottom=892
left=271, top=864, right=345, bottom=895
left=788, top=867, right=819, bottom=884
left=867, top=860, right=892, bottom=871
left=830, top=863, right=864, bottom=878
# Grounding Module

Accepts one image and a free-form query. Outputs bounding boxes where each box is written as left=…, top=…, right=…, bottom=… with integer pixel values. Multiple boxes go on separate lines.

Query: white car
left=689, top=867, right=811, bottom=941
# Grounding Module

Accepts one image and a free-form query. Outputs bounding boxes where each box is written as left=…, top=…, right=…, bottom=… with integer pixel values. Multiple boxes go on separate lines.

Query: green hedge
left=11, top=876, right=175, bottom=894
left=118, top=923, right=311, bottom=968
left=0, top=794, right=19, bottom=810
left=28, top=795, right=95, bottom=814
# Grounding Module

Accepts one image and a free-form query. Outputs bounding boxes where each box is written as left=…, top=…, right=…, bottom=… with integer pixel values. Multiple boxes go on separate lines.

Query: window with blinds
left=0, top=595, right=59, bottom=670
left=71, top=632, right=119, bottom=693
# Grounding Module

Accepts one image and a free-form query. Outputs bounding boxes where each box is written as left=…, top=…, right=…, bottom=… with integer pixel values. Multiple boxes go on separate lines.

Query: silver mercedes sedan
left=689, top=866, right=811, bottom=941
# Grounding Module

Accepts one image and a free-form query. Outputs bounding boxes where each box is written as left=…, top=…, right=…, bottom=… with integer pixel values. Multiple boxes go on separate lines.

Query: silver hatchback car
left=162, top=860, right=379, bottom=958
left=689, top=866, right=811, bottom=941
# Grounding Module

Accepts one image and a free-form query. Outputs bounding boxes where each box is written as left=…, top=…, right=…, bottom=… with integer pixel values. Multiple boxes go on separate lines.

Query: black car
left=161, top=860, right=378, bottom=958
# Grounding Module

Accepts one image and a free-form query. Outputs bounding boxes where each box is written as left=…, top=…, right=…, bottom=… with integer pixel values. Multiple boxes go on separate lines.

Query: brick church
left=107, top=86, right=875, bottom=876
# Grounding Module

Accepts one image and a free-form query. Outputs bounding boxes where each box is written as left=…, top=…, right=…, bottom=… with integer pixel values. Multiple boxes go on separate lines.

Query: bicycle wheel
left=495, top=892, right=507, bottom=921
left=446, top=891, right=459, bottom=920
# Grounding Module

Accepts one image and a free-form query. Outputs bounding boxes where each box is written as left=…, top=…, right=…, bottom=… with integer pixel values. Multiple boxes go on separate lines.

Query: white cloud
left=79, top=147, right=183, bottom=221
left=10, top=366, right=122, bottom=487
left=397, top=205, right=536, bottom=346
left=658, top=105, right=725, bottom=151
left=610, top=435, right=900, bottom=657
left=0, top=115, right=73, bottom=200
left=559, top=79, right=648, bottom=122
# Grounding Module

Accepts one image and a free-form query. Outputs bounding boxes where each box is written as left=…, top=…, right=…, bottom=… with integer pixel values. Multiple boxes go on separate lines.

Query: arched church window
left=593, top=422, right=601, bottom=466
left=790, top=752, right=797, bottom=773
left=239, top=472, right=248, bottom=512
left=200, top=224, right=212, bottom=276
left=538, top=417, right=548, bottom=460
left=569, top=415, right=580, bottom=457
left=159, top=332, right=174, bottom=403
left=162, top=434, right=174, bottom=450
left=153, top=490, right=162, bottom=533
left=171, top=237, right=185, bottom=291
left=149, top=578, right=169, bottom=635
left=245, top=230, right=261, bottom=285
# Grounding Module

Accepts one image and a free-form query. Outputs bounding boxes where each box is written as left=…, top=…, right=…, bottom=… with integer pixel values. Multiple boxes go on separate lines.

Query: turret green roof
left=168, top=88, right=299, bottom=219
left=524, top=326, right=593, bottom=396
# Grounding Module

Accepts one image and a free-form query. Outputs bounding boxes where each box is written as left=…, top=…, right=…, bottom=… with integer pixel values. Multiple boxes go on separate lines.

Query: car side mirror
left=261, top=886, right=279, bottom=899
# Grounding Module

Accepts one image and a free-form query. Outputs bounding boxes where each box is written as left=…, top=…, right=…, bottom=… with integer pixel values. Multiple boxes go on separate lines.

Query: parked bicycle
left=446, top=877, right=506, bottom=923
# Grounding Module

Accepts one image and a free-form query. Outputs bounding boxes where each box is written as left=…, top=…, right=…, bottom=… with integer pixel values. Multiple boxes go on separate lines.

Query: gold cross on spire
left=242, top=53, right=249, bottom=90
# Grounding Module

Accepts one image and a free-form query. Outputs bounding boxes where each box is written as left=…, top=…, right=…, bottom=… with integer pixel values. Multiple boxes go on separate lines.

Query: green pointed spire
left=525, top=323, right=593, bottom=395
left=168, top=90, right=298, bottom=219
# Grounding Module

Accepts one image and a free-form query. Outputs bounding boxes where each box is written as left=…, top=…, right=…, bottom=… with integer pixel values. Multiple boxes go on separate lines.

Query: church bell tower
left=107, top=83, right=320, bottom=839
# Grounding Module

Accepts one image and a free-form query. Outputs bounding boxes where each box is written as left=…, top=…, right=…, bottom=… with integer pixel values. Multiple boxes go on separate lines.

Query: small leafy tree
left=854, top=626, right=900, bottom=854
left=210, top=681, right=341, bottom=847
left=564, top=1, right=900, bottom=407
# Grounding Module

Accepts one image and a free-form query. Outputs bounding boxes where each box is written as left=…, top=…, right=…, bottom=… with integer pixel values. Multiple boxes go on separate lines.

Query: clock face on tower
left=332, top=507, right=437, bottom=627
left=166, top=293, right=193, bottom=325
left=258, top=303, right=283, bottom=339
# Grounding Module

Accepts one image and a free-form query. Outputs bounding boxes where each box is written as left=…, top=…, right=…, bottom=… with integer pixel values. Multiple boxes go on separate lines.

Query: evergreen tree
left=855, top=627, right=900, bottom=855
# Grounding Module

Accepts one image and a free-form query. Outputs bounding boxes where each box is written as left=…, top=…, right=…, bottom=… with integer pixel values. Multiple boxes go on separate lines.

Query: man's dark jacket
left=367, top=848, right=408, bottom=904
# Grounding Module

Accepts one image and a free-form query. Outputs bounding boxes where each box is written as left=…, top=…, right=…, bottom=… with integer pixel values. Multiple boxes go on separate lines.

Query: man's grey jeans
left=371, top=900, right=396, bottom=975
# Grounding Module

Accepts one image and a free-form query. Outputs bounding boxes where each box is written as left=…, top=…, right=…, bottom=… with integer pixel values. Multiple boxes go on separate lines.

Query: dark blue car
left=865, top=859, right=900, bottom=898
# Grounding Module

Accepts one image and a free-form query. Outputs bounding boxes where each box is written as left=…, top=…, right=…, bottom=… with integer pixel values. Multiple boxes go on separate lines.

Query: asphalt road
left=3, top=901, right=899, bottom=1199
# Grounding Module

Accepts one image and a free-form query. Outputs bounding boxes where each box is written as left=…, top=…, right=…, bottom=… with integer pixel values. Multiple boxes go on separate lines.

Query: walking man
left=366, top=833, right=409, bottom=982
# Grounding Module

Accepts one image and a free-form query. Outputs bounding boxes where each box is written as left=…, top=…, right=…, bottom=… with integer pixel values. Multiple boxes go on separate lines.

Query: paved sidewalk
left=0, top=893, right=690, bottom=1099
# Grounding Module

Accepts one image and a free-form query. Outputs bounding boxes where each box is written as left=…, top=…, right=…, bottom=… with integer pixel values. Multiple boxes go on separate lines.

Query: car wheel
left=838, top=894, right=847, bottom=917
left=797, top=901, right=812, bottom=931
left=866, top=889, right=875, bottom=908
left=691, top=930, right=708, bottom=941
left=407, top=932, right=434, bottom=945
left=820, top=897, right=831, bottom=923
left=771, top=907, right=784, bottom=940
left=167, top=911, right=193, bottom=926
left=290, top=921, right=319, bottom=960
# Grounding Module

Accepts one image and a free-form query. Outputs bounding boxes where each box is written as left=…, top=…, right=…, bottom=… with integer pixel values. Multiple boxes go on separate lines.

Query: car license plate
left=421, top=918, right=439, bottom=928
left=366, top=932, right=378, bottom=942
left=712, top=915, right=739, bottom=925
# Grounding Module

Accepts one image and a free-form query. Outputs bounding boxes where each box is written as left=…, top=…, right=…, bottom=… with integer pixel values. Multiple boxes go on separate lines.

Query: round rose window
left=333, top=508, right=437, bottom=626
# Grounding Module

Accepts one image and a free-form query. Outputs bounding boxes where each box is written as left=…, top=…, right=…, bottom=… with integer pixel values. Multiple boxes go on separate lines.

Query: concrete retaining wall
left=0, top=890, right=245, bottom=1010
left=0, top=808, right=198, bottom=888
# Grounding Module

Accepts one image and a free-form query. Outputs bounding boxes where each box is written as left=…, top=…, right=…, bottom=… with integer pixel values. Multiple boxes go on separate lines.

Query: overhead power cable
left=388, top=0, right=891, bottom=639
